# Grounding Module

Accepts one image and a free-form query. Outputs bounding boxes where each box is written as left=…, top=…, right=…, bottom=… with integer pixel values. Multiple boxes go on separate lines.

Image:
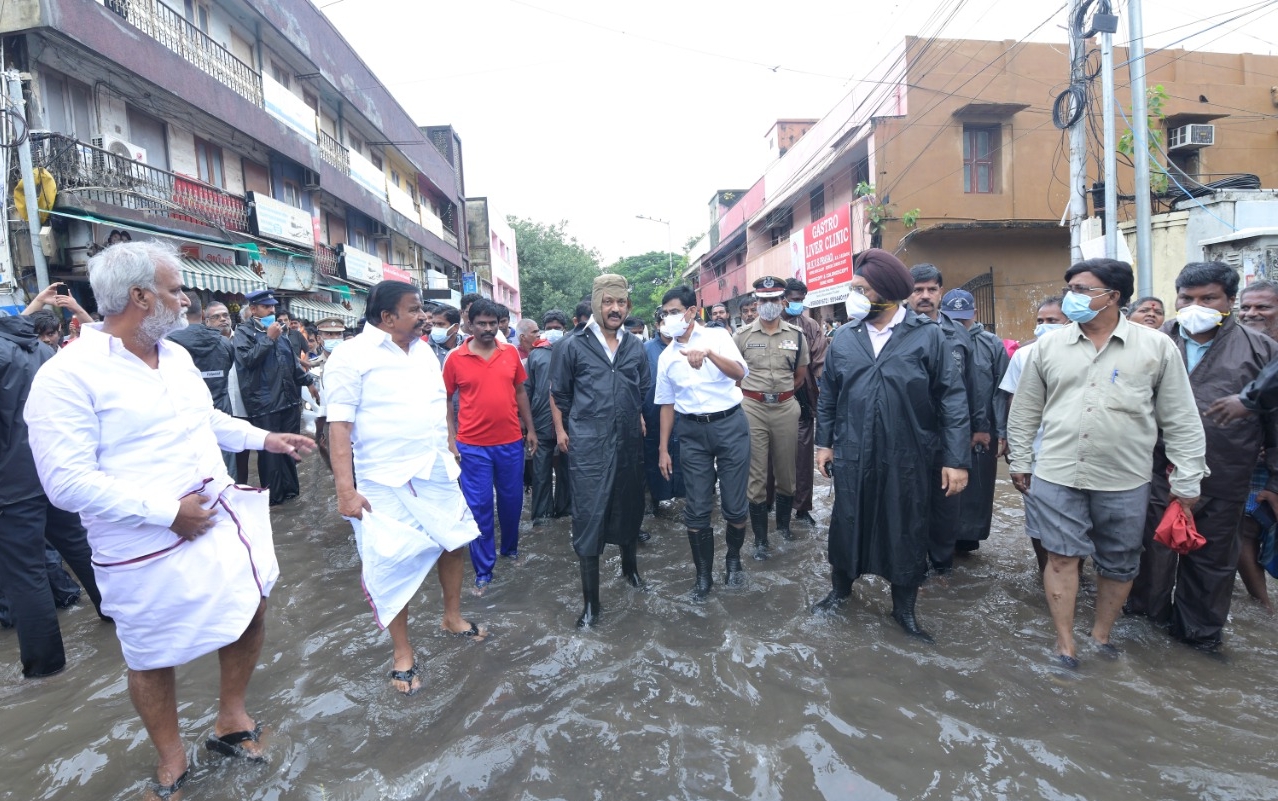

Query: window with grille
left=963, top=126, right=999, bottom=194
left=809, top=184, right=825, bottom=221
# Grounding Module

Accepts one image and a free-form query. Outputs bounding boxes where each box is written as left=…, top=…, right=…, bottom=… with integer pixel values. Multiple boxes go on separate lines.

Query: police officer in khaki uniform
left=734, top=276, right=809, bottom=559
left=311, top=316, right=347, bottom=467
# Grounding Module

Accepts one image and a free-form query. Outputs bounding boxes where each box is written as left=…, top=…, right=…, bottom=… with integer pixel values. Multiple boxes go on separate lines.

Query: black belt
left=678, top=405, right=740, bottom=424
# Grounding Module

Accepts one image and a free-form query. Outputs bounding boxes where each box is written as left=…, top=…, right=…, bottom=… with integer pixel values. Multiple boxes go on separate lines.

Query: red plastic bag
left=1153, top=501, right=1206, bottom=555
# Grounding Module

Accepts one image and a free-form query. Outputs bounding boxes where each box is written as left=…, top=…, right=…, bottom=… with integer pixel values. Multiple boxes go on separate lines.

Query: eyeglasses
left=655, top=308, right=687, bottom=321
left=1064, top=285, right=1113, bottom=296
left=848, top=285, right=870, bottom=296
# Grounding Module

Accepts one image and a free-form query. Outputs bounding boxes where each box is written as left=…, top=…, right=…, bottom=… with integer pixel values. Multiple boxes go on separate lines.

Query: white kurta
left=25, top=324, right=276, bottom=670
left=324, top=326, right=478, bottom=626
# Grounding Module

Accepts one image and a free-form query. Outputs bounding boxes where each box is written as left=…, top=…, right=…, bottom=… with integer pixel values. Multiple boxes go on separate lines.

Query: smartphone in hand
left=55, top=283, right=71, bottom=296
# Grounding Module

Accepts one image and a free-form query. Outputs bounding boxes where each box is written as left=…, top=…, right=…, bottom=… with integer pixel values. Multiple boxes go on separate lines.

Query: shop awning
left=180, top=257, right=268, bottom=295
left=287, top=298, right=360, bottom=327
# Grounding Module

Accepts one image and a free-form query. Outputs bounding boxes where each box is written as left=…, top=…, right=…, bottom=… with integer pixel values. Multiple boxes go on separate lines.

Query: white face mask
left=844, top=292, right=872, bottom=324
left=1176, top=304, right=1225, bottom=335
left=660, top=311, right=690, bottom=339
left=429, top=325, right=455, bottom=344
left=544, top=328, right=564, bottom=344
left=1033, top=322, right=1064, bottom=339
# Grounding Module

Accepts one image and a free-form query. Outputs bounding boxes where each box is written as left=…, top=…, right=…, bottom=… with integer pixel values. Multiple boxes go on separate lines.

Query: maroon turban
left=853, top=248, right=914, bottom=302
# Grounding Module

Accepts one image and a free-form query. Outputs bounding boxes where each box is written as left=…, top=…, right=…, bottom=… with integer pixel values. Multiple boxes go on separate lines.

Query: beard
left=139, top=303, right=187, bottom=345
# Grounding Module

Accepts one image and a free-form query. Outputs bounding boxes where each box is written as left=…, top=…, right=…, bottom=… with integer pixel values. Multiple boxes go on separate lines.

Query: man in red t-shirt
left=443, top=298, right=537, bottom=593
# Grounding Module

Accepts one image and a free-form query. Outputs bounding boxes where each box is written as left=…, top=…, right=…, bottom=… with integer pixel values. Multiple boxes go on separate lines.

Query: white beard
left=139, top=304, right=187, bottom=345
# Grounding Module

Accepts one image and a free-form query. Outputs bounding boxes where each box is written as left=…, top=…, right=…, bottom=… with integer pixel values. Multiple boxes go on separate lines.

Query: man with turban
left=551, top=274, right=651, bottom=626
left=812, top=249, right=970, bottom=642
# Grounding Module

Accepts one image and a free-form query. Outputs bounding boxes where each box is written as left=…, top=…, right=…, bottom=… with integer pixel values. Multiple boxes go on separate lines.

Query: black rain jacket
left=168, top=323, right=234, bottom=414
left=0, top=316, right=54, bottom=505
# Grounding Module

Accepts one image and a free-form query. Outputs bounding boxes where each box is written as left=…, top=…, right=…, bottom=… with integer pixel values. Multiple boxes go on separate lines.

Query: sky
left=318, top=0, right=1277, bottom=263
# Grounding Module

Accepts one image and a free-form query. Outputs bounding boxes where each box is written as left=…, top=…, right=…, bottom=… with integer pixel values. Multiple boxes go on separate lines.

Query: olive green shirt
left=734, top=319, right=809, bottom=394
left=1008, top=315, right=1207, bottom=498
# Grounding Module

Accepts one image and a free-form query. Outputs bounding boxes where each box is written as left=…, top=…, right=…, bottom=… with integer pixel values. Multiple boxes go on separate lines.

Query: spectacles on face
left=1064, top=285, right=1112, bottom=296
left=655, top=308, right=687, bottom=321
left=848, top=285, right=870, bottom=296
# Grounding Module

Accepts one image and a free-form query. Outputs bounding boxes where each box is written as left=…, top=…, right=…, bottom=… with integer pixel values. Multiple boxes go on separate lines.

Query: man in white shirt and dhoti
left=324, top=280, right=486, bottom=697
left=25, top=242, right=314, bottom=800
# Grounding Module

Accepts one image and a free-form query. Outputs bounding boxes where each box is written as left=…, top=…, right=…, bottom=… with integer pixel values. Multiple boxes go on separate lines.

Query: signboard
left=382, top=264, right=412, bottom=284
left=348, top=149, right=387, bottom=199
left=790, top=204, right=853, bottom=307
left=462, top=271, right=478, bottom=295
left=179, top=243, right=238, bottom=265
left=248, top=192, right=316, bottom=249
left=340, top=244, right=384, bottom=285
left=262, top=74, right=318, bottom=144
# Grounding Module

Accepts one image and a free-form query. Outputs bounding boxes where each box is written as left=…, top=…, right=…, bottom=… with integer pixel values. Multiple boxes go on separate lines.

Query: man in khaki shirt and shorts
left=1008, top=258, right=1206, bottom=669
left=735, top=276, right=810, bottom=560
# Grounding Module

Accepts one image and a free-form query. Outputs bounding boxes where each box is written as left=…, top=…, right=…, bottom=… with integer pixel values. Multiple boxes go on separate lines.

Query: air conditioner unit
left=302, top=169, right=321, bottom=190
left=92, top=135, right=147, bottom=163
left=1168, top=124, right=1214, bottom=151
left=370, top=223, right=391, bottom=240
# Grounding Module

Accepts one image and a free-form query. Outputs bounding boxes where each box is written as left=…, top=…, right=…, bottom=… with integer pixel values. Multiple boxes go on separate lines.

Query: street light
left=635, top=214, right=673, bottom=280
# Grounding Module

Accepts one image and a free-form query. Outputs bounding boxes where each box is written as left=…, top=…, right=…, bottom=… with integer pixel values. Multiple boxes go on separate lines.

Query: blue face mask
left=1033, top=322, right=1064, bottom=339
left=785, top=301, right=805, bottom=317
left=258, top=314, right=276, bottom=328
left=1061, top=292, right=1102, bottom=324
left=322, top=338, right=340, bottom=352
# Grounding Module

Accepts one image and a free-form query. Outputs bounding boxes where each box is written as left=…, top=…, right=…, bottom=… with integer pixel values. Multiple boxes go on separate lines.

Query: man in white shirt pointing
left=25, top=242, right=314, bottom=800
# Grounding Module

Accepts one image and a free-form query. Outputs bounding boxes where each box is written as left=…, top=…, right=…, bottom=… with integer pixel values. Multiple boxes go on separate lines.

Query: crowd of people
left=1, top=239, right=1276, bottom=799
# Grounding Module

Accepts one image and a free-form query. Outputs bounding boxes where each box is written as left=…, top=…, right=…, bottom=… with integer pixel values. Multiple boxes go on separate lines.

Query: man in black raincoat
left=168, top=295, right=236, bottom=473
left=233, top=289, right=317, bottom=505
left=550, top=274, right=650, bottom=627
left=909, top=264, right=985, bottom=574
left=814, top=249, right=970, bottom=641
left=940, top=289, right=1009, bottom=553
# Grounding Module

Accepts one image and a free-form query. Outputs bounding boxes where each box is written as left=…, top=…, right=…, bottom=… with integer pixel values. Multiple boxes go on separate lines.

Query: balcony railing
left=105, top=0, right=263, bottom=107
left=319, top=131, right=349, bottom=173
left=314, top=243, right=339, bottom=278
left=33, top=133, right=248, bottom=233
left=442, top=228, right=459, bottom=250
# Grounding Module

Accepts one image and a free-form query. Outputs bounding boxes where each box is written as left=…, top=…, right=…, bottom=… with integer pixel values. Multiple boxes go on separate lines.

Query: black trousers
left=1129, top=484, right=1243, bottom=647
left=250, top=407, right=300, bottom=505
left=0, top=495, right=103, bottom=678
left=530, top=435, right=571, bottom=520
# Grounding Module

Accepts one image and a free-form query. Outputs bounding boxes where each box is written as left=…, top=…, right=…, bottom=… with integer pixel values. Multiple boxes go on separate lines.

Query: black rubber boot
left=576, top=556, right=601, bottom=628
left=688, top=528, right=714, bottom=601
left=749, top=502, right=770, bottom=561
left=775, top=494, right=794, bottom=541
left=812, top=568, right=854, bottom=614
left=620, top=540, right=647, bottom=591
left=890, top=583, right=934, bottom=643
left=724, top=524, right=746, bottom=586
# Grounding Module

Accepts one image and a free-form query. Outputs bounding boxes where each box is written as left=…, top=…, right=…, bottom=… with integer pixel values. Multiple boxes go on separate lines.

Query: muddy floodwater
left=3, top=459, right=1277, bottom=800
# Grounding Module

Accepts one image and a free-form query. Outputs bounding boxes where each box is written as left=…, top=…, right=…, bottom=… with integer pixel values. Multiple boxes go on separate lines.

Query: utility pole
left=6, top=70, right=50, bottom=291
left=1099, top=9, right=1119, bottom=258
left=635, top=214, right=673, bottom=279
left=1067, top=0, right=1088, bottom=265
left=1127, top=0, right=1153, bottom=297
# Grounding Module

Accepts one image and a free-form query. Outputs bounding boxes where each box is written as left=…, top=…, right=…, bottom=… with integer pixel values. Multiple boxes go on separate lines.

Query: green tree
left=606, top=250, right=687, bottom=325
left=507, top=217, right=602, bottom=322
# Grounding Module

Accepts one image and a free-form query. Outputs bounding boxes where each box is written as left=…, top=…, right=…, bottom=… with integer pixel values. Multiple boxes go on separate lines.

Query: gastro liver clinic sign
left=248, top=192, right=315, bottom=249
left=340, top=245, right=384, bottom=285
left=790, top=204, right=853, bottom=307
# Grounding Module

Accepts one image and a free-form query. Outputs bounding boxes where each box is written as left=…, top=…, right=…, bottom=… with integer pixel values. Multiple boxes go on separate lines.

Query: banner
left=248, top=192, right=315, bottom=249
left=790, top=205, right=853, bottom=307
left=340, top=244, right=384, bottom=285
left=462, top=272, right=478, bottom=295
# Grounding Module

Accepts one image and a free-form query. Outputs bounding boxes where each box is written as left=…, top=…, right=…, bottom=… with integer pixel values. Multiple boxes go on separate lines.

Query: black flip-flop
left=389, top=663, right=421, bottom=696
left=205, top=723, right=266, bottom=762
left=446, top=621, right=486, bottom=639
left=148, top=768, right=189, bottom=799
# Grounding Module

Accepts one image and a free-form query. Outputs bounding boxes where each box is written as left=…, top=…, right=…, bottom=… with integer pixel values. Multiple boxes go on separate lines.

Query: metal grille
left=959, top=268, right=996, bottom=333
left=106, top=0, right=263, bottom=108
left=318, top=131, right=349, bottom=173
left=34, top=133, right=248, bottom=233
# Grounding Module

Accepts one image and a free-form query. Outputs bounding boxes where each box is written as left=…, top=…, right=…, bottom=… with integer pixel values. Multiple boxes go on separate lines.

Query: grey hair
left=240, top=305, right=253, bottom=323
left=88, top=240, right=182, bottom=316
left=515, top=318, right=539, bottom=337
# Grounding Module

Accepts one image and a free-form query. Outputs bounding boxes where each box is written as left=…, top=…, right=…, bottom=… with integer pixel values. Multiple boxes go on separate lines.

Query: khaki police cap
left=316, top=317, right=346, bottom=333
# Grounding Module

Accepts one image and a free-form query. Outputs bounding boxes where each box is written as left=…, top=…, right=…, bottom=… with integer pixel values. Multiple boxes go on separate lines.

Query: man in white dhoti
left=324, top=280, right=486, bottom=697
left=25, top=242, right=314, bottom=800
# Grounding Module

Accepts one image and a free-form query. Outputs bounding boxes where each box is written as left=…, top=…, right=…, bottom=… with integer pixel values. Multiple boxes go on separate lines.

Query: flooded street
left=3, top=459, right=1277, bottom=801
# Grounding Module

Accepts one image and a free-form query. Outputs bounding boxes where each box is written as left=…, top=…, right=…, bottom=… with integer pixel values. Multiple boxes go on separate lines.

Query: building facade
left=465, top=197, right=520, bottom=318
left=1, top=0, right=469, bottom=323
left=699, top=37, right=1278, bottom=339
